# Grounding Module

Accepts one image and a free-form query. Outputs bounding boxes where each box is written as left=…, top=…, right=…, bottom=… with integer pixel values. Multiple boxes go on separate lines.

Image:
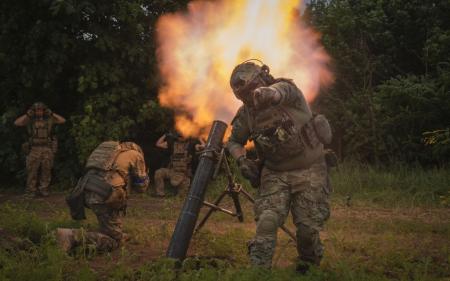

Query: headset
left=238, top=58, right=274, bottom=85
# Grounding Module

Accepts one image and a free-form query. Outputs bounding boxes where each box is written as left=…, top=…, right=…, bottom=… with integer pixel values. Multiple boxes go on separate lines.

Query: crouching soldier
left=57, top=141, right=149, bottom=253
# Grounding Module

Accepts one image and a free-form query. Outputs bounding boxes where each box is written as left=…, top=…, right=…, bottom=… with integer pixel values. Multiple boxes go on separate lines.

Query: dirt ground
left=1, top=191, right=449, bottom=279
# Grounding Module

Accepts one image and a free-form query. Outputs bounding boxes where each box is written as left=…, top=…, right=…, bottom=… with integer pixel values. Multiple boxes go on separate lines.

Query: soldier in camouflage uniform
left=14, top=102, right=66, bottom=197
left=153, top=132, right=204, bottom=197
left=226, top=60, right=333, bottom=272
left=57, top=141, right=149, bottom=252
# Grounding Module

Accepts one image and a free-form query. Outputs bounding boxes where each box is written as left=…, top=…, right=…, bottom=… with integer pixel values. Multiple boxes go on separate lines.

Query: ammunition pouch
left=30, top=138, right=51, bottom=146
left=312, top=114, right=332, bottom=145
left=66, top=177, right=87, bottom=220
left=84, top=172, right=113, bottom=201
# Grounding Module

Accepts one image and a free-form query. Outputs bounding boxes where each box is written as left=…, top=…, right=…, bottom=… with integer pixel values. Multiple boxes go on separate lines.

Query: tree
left=308, top=0, right=450, bottom=165
left=0, top=0, right=189, bottom=186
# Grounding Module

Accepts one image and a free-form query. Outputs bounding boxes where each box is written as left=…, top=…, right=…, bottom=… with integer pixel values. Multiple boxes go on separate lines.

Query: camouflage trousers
left=249, top=158, right=331, bottom=268
left=26, top=146, right=54, bottom=194
left=80, top=191, right=125, bottom=252
left=154, top=168, right=190, bottom=196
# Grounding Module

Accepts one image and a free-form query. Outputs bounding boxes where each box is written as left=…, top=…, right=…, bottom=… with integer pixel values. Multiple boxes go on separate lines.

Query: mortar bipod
left=194, top=148, right=297, bottom=242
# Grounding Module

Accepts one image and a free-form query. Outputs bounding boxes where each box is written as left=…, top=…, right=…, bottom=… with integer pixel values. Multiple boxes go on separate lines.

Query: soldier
left=14, top=102, right=66, bottom=197
left=153, top=131, right=204, bottom=197
left=57, top=141, right=149, bottom=252
left=226, top=60, right=333, bottom=272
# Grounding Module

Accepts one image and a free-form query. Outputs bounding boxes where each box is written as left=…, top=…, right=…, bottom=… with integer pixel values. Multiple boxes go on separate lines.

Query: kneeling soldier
left=154, top=131, right=204, bottom=197
left=58, top=141, right=149, bottom=252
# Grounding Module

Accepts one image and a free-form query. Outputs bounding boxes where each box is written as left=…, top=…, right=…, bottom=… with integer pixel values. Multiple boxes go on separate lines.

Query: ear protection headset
left=239, top=58, right=273, bottom=85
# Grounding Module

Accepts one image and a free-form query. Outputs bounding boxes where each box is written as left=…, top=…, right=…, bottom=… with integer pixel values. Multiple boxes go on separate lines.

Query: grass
left=0, top=161, right=449, bottom=280
left=331, top=160, right=450, bottom=207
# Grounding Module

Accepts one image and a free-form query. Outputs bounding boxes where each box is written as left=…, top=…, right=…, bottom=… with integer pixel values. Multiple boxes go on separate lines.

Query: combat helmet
left=32, top=102, right=47, bottom=110
left=229, top=59, right=273, bottom=101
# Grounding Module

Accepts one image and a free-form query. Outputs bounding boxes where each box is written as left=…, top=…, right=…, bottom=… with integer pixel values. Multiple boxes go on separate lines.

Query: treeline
left=0, top=0, right=190, bottom=186
left=1, top=0, right=449, bottom=187
left=307, top=0, right=450, bottom=165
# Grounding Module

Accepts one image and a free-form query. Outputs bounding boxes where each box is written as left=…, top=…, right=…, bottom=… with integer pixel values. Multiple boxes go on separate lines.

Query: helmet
left=32, top=102, right=47, bottom=110
left=230, top=60, right=271, bottom=101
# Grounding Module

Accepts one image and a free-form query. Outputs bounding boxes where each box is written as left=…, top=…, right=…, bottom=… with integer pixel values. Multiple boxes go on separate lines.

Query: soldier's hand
left=26, top=109, right=34, bottom=118
left=253, top=87, right=280, bottom=109
left=237, top=156, right=260, bottom=188
left=45, top=108, right=53, bottom=116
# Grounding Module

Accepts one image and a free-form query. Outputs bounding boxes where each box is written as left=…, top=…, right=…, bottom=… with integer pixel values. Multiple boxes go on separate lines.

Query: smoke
left=156, top=0, right=333, bottom=137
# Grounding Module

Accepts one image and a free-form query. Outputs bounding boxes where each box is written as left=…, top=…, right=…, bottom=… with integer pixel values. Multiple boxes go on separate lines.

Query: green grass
left=0, top=162, right=449, bottom=280
left=330, top=160, right=450, bottom=207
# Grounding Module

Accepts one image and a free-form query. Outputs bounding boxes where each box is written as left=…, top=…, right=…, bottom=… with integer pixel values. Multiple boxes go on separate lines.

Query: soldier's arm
left=130, top=153, right=149, bottom=193
left=195, top=138, right=206, bottom=151
left=226, top=107, right=250, bottom=160
left=51, top=113, right=66, bottom=124
left=14, top=114, right=31, bottom=127
left=156, top=134, right=168, bottom=149
left=271, top=80, right=309, bottom=110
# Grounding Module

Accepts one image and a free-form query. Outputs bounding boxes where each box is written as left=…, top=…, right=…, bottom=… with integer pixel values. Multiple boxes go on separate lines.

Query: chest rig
left=27, top=118, right=54, bottom=146
left=170, top=140, right=191, bottom=174
left=249, top=104, right=322, bottom=165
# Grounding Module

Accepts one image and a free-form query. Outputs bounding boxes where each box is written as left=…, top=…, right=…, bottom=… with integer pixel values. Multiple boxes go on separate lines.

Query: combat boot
left=56, top=228, right=76, bottom=252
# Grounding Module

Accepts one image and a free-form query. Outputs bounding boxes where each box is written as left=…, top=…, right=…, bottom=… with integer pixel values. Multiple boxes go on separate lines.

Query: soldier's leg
left=80, top=230, right=120, bottom=252
left=56, top=228, right=120, bottom=253
left=154, top=168, right=170, bottom=196
left=172, top=174, right=190, bottom=197
left=25, top=148, right=41, bottom=195
left=250, top=169, right=290, bottom=268
left=38, top=148, right=54, bottom=195
left=91, top=204, right=123, bottom=241
left=291, top=159, right=330, bottom=267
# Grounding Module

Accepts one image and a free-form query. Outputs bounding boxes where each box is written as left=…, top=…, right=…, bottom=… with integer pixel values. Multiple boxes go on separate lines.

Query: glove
left=253, top=87, right=280, bottom=109
left=26, top=109, right=34, bottom=118
left=237, top=156, right=260, bottom=188
left=45, top=108, right=53, bottom=117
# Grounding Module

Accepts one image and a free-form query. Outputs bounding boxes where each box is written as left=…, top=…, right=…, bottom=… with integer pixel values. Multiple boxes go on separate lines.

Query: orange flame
left=156, top=0, right=333, bottom=138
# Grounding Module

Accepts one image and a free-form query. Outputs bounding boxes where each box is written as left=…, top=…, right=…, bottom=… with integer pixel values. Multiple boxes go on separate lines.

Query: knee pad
left=256, top=210, right=279, bottom=236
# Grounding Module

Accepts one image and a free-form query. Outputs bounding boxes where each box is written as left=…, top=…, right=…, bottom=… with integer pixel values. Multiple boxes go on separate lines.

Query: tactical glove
left=45, top=108, right=53, bottom=117
left=253, top=87, right=280, bottom=109
left=26, top=109, right=34, bottom=118
left=237, top=156, right=260, bottom=188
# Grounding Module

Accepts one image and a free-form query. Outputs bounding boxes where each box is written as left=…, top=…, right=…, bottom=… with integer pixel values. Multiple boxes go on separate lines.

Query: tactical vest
left=248, top=82, right=323, bottom=171
left=27, top=118, right=54, bottom=146
left=85, top=141, right=123, bottom=172
left=170, top=140, right=191, bottom=174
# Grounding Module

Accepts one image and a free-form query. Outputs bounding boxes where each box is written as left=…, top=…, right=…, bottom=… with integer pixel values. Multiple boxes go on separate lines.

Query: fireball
left=156, top=0, right=333, bottom=138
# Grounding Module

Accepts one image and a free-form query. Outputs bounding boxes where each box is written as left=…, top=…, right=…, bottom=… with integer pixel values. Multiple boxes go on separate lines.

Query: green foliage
left=308, top=0, right=450, bottom=165
left=0, top=0, right=190, bottom=187
left=330, top=160, right=450, bottom=207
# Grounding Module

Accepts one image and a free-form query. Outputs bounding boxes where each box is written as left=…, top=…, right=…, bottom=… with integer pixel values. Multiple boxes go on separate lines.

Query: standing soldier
left=153, top=131, right=204, bottom=197
left=58, top=141, right=149, bottom=252
left=14, top=102, right=66, bottom=197
left=226, top=60, right=333, bottom=273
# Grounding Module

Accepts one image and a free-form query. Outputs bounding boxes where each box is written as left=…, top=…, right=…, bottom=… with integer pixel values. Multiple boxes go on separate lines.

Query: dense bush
left=309, top=0, right=450, bottom=165
left=1, top=0, right=449, bottom=188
